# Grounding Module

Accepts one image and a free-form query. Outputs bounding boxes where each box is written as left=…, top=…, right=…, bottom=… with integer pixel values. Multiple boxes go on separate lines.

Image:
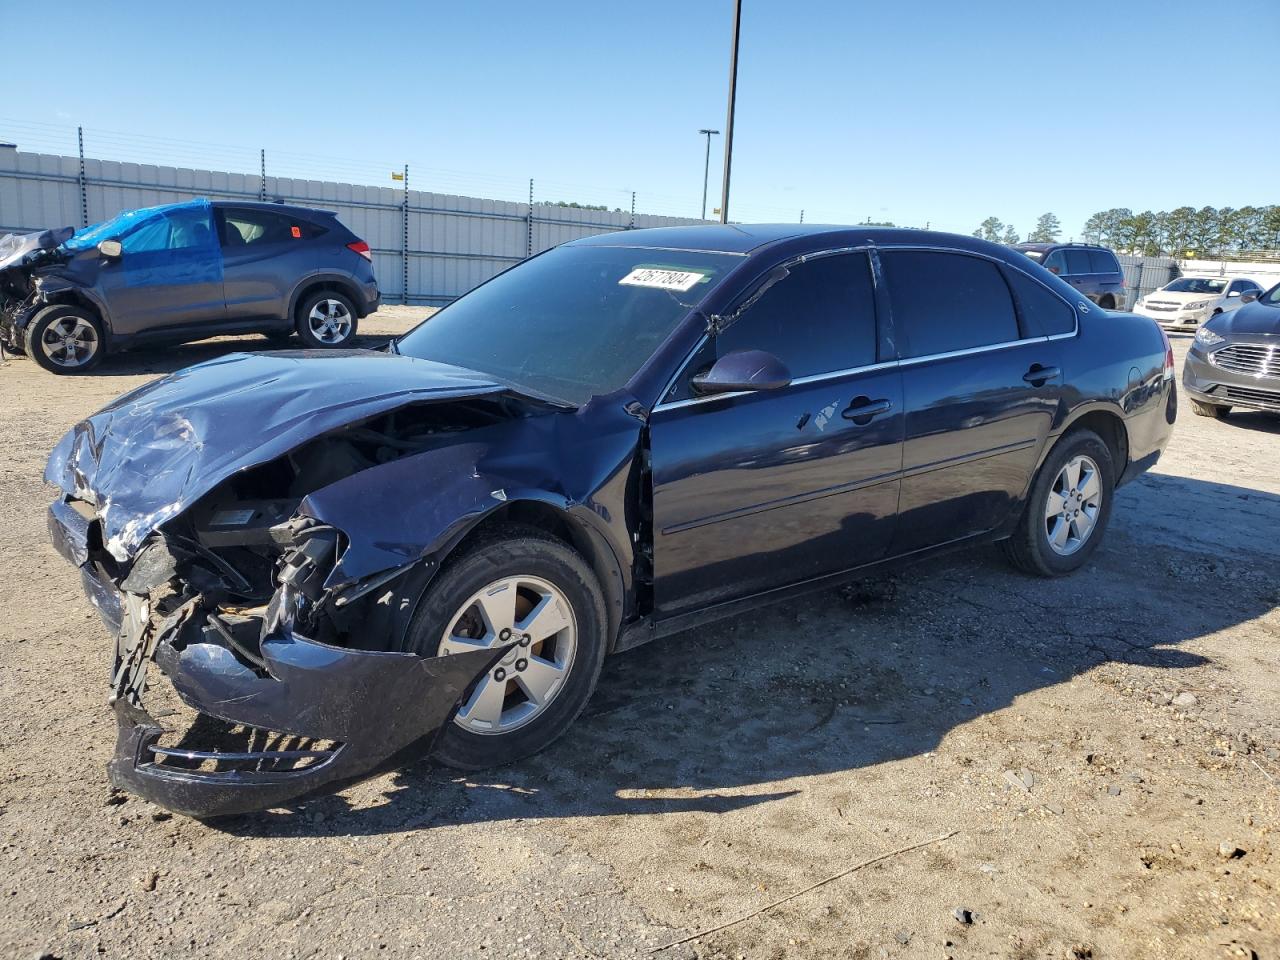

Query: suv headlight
left=1194, top=327, right=1225, bottom=347
left=1184, top=300, right=1212, bottom=311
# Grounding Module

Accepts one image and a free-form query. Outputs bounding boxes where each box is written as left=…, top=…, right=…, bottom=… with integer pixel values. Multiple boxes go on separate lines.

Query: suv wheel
left=295, top=290, right=357, bottom=348
left=1191, top=399, right=1230, bottom=419
left=399, top=526, right=608, bottom=770
left=26, top=305, right=105, bottom=374
left=1001, top=428, right=1115, bottom=577
left=1097, top=294, right=1115, bottom=310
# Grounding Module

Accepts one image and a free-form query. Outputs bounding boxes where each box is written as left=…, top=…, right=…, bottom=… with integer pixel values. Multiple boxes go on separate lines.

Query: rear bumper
left=357, top=279, right=380, bottom=317
left=109, top=629, right=503, bottom=819
left=1183, top=348, right=1280, bottom=412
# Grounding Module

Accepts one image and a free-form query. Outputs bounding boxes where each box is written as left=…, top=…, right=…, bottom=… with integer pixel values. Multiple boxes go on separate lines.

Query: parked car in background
left=1182, top=284, right=1280, bottom=417
left=1134, top=276, right=1265, bottom=330
left=0, top=199, right=378, bottom=374
left=44, top=224, right=1177, bottom=817
left=1013, top=242, right=1126, bottom=310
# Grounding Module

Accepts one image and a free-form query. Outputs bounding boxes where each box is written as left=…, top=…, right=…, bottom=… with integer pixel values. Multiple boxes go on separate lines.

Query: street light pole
left=719, top=0, right=742, bottom=224
left=698, top=128, right=719, bottom=220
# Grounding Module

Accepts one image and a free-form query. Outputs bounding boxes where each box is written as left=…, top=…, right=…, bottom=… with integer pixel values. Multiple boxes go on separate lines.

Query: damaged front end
left=43, top=351, right=562, bottom=817
left=0, top=227, right=76, bottom=353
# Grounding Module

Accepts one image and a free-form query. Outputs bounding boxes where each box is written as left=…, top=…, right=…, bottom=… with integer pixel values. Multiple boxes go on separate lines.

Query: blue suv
left=0, top=198, right=379, bottom=374
left=1012, top=242, right=1126, bottom=311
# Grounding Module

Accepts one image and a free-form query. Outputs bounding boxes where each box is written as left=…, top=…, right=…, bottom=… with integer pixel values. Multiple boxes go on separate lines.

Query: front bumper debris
left=110, top=626, right=506, bottom=819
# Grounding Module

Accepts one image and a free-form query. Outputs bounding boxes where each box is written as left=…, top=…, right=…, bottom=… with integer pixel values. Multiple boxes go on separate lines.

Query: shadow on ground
left=211, top=469, right=1278, bottom=839
left=35, top=331, right=397, bottom=378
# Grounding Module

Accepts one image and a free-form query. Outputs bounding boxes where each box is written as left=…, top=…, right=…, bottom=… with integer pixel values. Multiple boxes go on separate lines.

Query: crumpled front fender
left=109, top=627, right=508, bottom=819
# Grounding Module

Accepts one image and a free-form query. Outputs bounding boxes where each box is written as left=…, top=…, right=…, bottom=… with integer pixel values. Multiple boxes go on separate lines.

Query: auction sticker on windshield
left=619, top=267, right=706, bottom=292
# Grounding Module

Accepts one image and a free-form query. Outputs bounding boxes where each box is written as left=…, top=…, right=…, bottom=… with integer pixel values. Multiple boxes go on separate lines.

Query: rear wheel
left=399, top=527, right=608, bottom=770
left=26, top=304, right=105, bottom=374
left=295, top=290, right=357, bottom=348
left=1001, top=429, right=1115, bottom=577
left=1191, top=398, right=1231, bottom=419
left=1098, top=294, right=1115, bottom=310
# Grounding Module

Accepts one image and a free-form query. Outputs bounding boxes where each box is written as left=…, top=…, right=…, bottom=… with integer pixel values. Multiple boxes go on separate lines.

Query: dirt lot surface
left=0, top=310, right=1276, bottom=959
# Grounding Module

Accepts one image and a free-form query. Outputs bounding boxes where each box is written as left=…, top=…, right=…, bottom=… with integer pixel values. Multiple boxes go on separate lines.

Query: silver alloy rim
left=41, top=316, right=99, bottom=368
left=1044, top=454, right=1102, bottom=556
left=306, top=299, right=353, bottom=344
left=437, top=575, right=577, bottom=735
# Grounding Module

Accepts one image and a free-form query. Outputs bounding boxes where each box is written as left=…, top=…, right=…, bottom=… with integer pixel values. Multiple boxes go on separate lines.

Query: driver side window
left=711, top=251, right=878, bottom=378
left=121, top=207, right=215, bottom=254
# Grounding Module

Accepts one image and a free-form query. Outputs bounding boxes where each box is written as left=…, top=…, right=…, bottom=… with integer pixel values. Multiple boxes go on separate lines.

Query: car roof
left=211, top=199, right=336, bottom=218
left=570, top=223, right=1012, bottom=256
left=1012, top=241, right=1108, bottom=253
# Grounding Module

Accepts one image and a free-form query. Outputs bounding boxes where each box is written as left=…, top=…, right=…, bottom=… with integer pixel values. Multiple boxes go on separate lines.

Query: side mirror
left=98, top=239, right=123, bottom=259
left=691, top=349, right=791, bottom=395
left=1240, top=290, right=1259, bottom=304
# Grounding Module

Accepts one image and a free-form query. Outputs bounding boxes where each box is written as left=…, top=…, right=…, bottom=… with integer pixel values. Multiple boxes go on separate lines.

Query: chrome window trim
left=652, top=359, right=901, bottom=413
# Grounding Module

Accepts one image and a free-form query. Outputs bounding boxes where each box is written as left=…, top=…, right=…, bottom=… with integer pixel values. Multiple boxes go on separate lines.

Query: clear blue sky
left=4, top=0, right=1277, bottom=236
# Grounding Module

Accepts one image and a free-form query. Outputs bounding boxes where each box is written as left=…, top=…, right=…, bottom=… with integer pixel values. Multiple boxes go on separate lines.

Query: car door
left=96, top=203, right=226, bottom=336
left=879, top=248, right=1063, bottom=555
left=648, top=250, right=904, bottom=618
left=218, top=207, right=319, bottom=325
left=1060, top=248, right=1097, bottom=300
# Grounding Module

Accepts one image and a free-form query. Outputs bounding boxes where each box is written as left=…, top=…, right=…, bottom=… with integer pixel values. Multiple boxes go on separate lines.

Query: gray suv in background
left=0, top=198, right=378, bottom=374
left=1013, top=242, right=1126, bottom=310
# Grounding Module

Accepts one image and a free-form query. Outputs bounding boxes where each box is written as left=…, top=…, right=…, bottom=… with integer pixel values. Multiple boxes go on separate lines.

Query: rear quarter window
left=1088, top=250, right=1120, bottom=274
left=1006, top=267, right=1076, bottom=336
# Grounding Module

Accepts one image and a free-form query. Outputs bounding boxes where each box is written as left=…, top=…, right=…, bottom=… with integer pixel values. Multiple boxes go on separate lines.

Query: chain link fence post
left=401, top=164, right=410, bottom=306
left=526, top=179, right=534, bottom=258
left=77, top=126, right=88, bottom=227
left=259, top=149, right=267, bottom=202
left=629, top=191, right=635, bottom=229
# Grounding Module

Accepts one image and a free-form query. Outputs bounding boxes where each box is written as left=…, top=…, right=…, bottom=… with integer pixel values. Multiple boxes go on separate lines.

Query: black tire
left=1098, top=295, right=1115, bottom=310
left=25, top=304, right=105, bottom=374
left=399, top=525, right=608, bottom=770
left=1001, top=428, right=1116, bottom=577
left=1190, top=398, right=1230, bottom=419
left=294, top=290, right=358, bottom=349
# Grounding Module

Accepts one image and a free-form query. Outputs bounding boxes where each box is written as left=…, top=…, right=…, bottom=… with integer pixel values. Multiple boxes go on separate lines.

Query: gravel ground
left=0, top=311, right=1276, bottom=960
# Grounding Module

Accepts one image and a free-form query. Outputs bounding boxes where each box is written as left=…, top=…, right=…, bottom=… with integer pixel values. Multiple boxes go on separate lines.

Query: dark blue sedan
left=45, top=224, right=1176, bottom=817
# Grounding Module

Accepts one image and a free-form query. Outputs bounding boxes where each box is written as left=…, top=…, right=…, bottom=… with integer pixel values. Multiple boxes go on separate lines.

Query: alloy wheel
left=437, top=575, right=577, bottom=735
left=1044, top=454, right=1102, bottom=556
left=306, top=299, right=353, bottom=344
left=40, top=316, right=100, bottom=368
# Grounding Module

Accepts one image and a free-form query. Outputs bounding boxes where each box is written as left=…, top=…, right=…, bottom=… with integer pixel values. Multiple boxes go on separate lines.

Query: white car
left=1134, top=276, right=1264, bottom=329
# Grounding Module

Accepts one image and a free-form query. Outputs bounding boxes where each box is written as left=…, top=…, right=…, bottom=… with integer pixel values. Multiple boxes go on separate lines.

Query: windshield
left=1163, top=277, right=1228, bottom=294
left=395, top=244, right=741, bottom=405
left=62, top=200, right=210, bottom=251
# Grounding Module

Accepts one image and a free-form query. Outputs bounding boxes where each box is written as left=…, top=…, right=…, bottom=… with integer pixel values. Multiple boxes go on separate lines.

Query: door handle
left=1023, top=364, right=1061, bottom=385
left=842, top=396, right=892, bottom=425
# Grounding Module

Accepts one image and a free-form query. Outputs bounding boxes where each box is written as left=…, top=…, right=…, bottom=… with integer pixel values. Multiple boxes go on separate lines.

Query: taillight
left=346, top=241, right=372, bottom=262
left=1159, top=326, right=1174, bottom=379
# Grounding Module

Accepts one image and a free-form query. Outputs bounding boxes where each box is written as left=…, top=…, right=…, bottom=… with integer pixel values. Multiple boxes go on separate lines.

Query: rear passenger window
left=1064, top=250, right=1092, bottom=275
left=221, top=209, right=320, bottom=247
left=1006, top=268, right=1076, bottom=336
left=1088, top=250, right=1118, bottom=274
left=881, top=251, right=1020, bottom=358
left=714, top=252, right=878, bottom=378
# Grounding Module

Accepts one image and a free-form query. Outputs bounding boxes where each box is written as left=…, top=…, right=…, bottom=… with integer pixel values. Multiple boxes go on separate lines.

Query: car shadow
left=214, top=471, right=1277, bottom=838
left=69, top=333, right=396, bottom=378
left=1203, top=409, right=1280, bottom=436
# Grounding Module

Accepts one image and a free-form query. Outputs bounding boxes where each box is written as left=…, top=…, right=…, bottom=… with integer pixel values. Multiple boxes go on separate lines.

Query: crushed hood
left=45, top=349, right=511, bottom=562
left=0, top=226, right=74, bottom=272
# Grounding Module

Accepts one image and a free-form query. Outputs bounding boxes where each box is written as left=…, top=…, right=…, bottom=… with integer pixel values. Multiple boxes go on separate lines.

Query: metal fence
left=1117, top=254, right=1179, bottom=306
left=0, top=144, right=704, bottom=305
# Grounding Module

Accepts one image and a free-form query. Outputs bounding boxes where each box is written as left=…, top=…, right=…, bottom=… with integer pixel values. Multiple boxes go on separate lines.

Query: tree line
left=973, top=207, right=1280, bottom=258
left=1081, top=206, right=1280, bottom=258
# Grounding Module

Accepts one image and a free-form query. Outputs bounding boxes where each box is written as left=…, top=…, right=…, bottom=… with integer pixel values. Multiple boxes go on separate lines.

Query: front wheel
left=295, top=291, right=358, bottom=348
left=26, top=304, right=105, bottom=374
left=400, top=527, right=608, bottom=770
left=1001, top=429, right=1115, bottom=577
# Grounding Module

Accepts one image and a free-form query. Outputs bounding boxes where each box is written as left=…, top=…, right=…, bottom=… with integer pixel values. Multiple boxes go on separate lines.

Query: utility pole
left=698, top=129, right=719, bottom=220
left=718, top=0, right=742, bottom=224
